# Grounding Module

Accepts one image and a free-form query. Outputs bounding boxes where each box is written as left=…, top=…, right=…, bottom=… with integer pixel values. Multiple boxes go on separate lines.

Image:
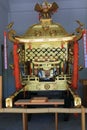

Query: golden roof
left=14, top=18, right=75, bottom=43
left=8, top=2, right=83, bottom=43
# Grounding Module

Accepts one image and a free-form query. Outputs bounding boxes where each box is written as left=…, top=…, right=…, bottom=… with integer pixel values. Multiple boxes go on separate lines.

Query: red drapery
left=13, top=42, right=22, bottom=90
left=71, top=40, right=79, bottom=89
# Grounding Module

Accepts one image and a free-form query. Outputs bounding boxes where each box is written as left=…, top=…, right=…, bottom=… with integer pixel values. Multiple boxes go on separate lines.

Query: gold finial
left=76, top=20, right=84, bottom=27
left=6, top=22, right=14, bottom=29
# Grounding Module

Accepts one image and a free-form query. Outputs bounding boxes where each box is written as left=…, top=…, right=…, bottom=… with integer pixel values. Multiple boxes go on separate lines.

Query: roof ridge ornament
left=34, top=1, right=59, bottom=19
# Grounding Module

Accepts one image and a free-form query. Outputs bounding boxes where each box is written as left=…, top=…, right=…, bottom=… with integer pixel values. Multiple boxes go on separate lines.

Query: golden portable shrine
left=5, top=1, right=84, bottom=109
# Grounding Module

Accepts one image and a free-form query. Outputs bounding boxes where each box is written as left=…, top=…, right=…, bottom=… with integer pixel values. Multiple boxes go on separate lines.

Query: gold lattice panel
left=25, top=47, right=67, bottom=61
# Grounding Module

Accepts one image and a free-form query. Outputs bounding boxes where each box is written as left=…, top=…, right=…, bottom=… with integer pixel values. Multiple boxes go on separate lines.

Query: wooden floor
left=0, top=106, right=87, bottom=130
left=0, top=111, right=87, bottom=130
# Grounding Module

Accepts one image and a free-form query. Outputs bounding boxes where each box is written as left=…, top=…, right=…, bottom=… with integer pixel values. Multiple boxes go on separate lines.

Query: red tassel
left=71, top=39, right=78, bottom=89
left=4, top=31, right=7, bottom=36
left=61, top=43, right=64, bottom=48
left=13, top=42, right=22, bottom=90
left=29, top=43, right=32, bottom=50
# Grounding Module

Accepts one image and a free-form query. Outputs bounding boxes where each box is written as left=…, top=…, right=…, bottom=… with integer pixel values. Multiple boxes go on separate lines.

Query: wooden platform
left=14, top=98, right=64, bottom=106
